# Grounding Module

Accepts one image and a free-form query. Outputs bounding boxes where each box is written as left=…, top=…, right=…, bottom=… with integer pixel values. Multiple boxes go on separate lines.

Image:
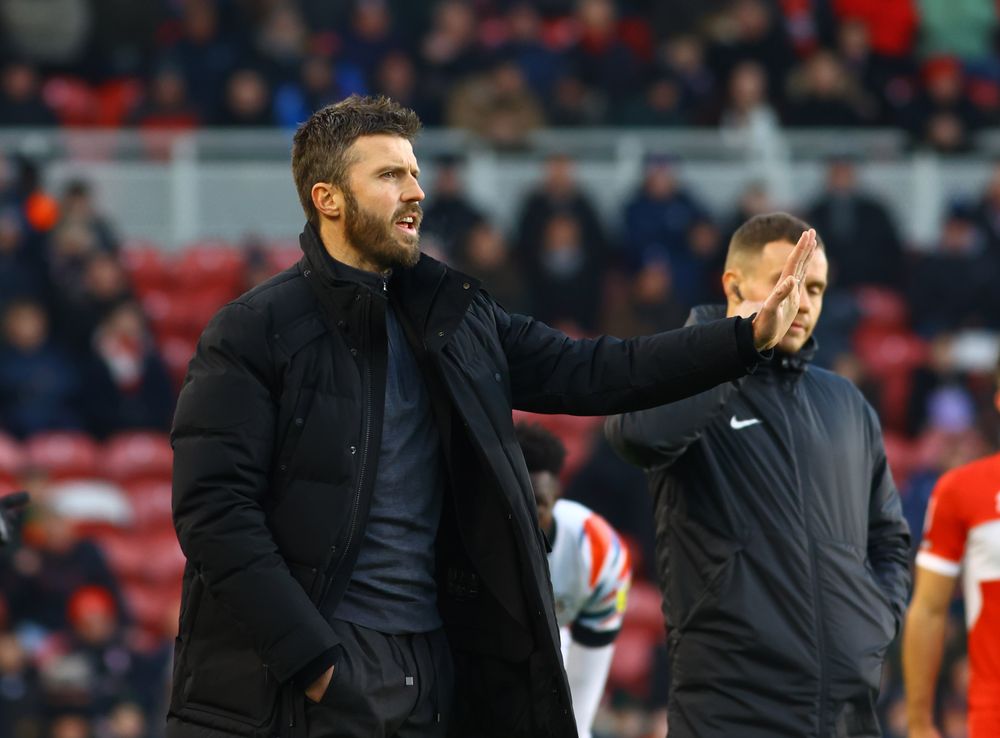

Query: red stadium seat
left=0, top=433, right=25, bottom=478
left=269, top=242, right=302, bottom=271
left=174, top=243, right=245, bottom=296
left=24, top=432, right=101, bottom=480
left=123, top=479, right=174, bottom=532
left=854, top=286, right=910, bottom=330
left=122, top=243, right=174, bottom=296
left=103, top=432, right=173, bottom=485
left=158, top=334, right=198, bottom=391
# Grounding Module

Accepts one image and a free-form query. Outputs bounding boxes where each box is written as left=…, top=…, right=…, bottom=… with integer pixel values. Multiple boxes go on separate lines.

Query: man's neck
left=317, top=220, right=381, bottom=274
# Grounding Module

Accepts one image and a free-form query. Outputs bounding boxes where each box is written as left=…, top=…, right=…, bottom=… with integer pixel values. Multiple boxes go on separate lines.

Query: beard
left=342, top=187, right=421, bottom=271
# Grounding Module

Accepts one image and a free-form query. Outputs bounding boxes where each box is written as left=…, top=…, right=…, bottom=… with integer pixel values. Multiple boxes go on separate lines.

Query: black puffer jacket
left=606, top=305, right=911, bottom=738
left=167, top=228, right=764, bottom=738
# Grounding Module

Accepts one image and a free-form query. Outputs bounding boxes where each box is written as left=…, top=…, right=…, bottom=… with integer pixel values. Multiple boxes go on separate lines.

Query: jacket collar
left=687, top=304, right=817, bottom=374
left=297, top=222, right=481, bottom=346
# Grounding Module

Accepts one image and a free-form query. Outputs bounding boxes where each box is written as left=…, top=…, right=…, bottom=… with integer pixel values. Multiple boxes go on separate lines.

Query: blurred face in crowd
left=644, top=161, right=678, bottom=199
left=543, top=155, right=576, bottom=197
left=729, top=62, right=767, bottom=112
left=635, top=259, right=674, bottom=305
left=827, top=161, right=857, bottom=193
left=530, top=469, right=559, bottom=535
left=377, top=52, right=416, bottom=99
left=465, top=222, right=508, bottom=270
left=727, top=240, right=829, bottom=354
left=49, top=715, right=92, bottom=738
left=84, top=253, right=128, bottom=301
left=335, top=135, right=425, bottom=271
left=0, top=209, right=22, bottom=253
left=226, top=70, right=269, bottom=120
left=3, top=302, right=49, bottom=352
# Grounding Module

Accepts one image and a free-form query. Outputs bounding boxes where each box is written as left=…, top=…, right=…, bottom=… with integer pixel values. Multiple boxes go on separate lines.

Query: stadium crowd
left=1, top=0, right=1000, bottom=152
left=0, top=1, right=999, bottom=738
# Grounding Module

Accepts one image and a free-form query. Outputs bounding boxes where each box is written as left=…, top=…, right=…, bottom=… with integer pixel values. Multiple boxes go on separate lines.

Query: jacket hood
left=686, top=304, right=817, bottom=372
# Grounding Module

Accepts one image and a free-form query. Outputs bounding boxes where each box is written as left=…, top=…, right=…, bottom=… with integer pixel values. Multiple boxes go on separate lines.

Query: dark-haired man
left=168, top=97, right=814, bottom=738
left=607, top=212, right=911, bottom=738
left=516, top=422, right=631, bottom=738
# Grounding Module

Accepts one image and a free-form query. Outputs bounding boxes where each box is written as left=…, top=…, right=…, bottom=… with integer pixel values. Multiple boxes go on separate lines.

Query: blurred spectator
left=420, top=156, right=482, bottom=259
left=833, top=0, right=919, bottom=60
left=252, top=2, right=307, bottom=85
left=216, top=68, right=274, bottom=126
left=529, top=212, right=603, bottom=331
left=0, top=62, right=58, bottom=127
left=515, top=154, right=609, bottom=282
left=706, top=0, right=796, bottom=101
left=805, top=158, right=905, bottom=290
left=0, top=631, right=43, bottom=738
left=909, top=57, right=982, bottom=152
left=48, top=223, right=103, bottom=302
left=81, top=302, right=174, bottom=439
left=103, top=701, right=148, bottom=738
left=621, top=156, right=706, bottom=273
left=46, top=712, right=94, bottom=738
left=496, top=3, right=566, bottom=99
left=654, top=34, right=716, bottom=123
left=614, top=74, right=687, bottom=126
left=0, top=500, right=126, bottom=633
left=54, top=251, right=133, bottom=355
left=547, top=74, right=607, bottom=126
left=0, top=301, right=83, bottom=439
left=58, top=181, right=119, bottom=256
left=918, top=0, right=997, bottom=62
left=446, top=59, right=546, bottom=148
left=604, top=256, right=688, bottom=338
left=723, top=179, right=775, bottom=237
left=36, top=586, right=139, bottom=716
left=372, top=51, right=431, bottom=123
left=274, top=54, right=367, bottom=128
left=159, top=0, right=240, bottom=119
left=910, top=203, right=997, bottom=332
left=718, top=60, right=783, bottom=153
left=0, top=207, right=50, bottom=309
left=684, top=216, right=728, bottom=306
left=454, top=220, right=528, bottom=313
left=341, top=0, right=402, bottom=83
left=420, top=0, right=488, bottom=124
left=128, top=66, right=201, bottom=131
left=785, top=49, right=875, bottom=127
left=568, top=0, right=643, bottom=105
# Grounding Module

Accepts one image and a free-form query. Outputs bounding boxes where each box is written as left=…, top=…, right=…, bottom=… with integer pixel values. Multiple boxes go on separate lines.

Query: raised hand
left=750, top=229, right=817, bottom=351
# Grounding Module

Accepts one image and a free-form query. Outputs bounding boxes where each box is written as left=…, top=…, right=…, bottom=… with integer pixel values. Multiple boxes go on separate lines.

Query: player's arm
left=564, top=638, right=616, bottom=738
left=903, top=565, right=957, bottom=738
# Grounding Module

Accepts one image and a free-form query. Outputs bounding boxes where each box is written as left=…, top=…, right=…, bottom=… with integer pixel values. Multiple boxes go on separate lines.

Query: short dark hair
left=725, top=212, right=824, bottom=269
left=291, top=95, right=422, bottom=226
left=515, top=423, right=567, bottom=476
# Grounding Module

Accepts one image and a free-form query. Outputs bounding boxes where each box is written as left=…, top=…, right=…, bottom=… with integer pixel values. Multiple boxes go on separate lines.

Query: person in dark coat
left=606, top=212, right=911, bottom=738
left=167, top=96, right=816, bottom=738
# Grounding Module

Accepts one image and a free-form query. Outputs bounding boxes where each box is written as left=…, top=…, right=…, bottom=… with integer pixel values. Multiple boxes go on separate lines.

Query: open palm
left=751, top=229, right=817, bottom=351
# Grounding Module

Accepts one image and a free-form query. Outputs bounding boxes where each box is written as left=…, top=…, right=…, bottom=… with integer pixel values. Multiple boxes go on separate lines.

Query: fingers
left=764, top=275, right=797, bottom=311
left=782, top=229, right=816, bottom=283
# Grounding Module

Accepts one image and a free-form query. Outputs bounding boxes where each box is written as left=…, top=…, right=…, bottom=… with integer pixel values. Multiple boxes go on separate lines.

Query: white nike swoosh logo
left=730, top=416, right=762, bottom=430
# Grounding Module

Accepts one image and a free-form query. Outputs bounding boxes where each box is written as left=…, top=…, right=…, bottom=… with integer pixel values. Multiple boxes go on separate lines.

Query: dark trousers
left=304, top=619, right=453, bottom=738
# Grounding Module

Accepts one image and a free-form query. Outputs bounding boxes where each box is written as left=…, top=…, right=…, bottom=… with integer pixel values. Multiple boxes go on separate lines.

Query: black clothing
left=606, top=306, right=911, bottom=738
left=167, top=225, right=763, bottom=738
left=335, top=304, right=444, bottom=634
left=303, top=620, right=452, bottom=738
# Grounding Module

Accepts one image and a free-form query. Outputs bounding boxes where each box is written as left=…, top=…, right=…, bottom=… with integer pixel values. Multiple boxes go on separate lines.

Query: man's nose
left=403, top=177, right=424, bottom=202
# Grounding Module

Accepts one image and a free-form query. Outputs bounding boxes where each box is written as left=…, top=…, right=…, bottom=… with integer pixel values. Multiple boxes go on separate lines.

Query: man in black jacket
left=167, top=96, right=815, bottom=738
left=606, top=212, right=911, bottom=738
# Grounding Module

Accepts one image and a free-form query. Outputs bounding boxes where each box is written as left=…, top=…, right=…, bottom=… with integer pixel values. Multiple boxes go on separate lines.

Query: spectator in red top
left=834, top=0, right=918, bottom=59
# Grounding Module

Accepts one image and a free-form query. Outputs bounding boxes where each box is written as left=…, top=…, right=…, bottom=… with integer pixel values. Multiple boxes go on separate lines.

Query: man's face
left=342, top=135, right=424, bottom=271
left=530, top=470, right=559, bottom=534
left=735, top=240, right=829, bottom=354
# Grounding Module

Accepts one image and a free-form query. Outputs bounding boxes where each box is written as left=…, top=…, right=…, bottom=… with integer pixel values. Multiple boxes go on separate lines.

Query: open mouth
left=395, top=215, right=418, bottom=233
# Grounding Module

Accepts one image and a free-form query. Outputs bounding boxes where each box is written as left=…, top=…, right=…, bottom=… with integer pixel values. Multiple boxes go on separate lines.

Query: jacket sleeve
left=863, top=402, right=912, bottom=629
left=604, top=380, right=739, bottom=470
left=494, top=303, right=762, bottom=416
left=171, top=302, right=338, bottom=684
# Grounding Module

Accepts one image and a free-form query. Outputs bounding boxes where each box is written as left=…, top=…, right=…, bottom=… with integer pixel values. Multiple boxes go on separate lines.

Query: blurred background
left=1, top=1, right=999, bottom=737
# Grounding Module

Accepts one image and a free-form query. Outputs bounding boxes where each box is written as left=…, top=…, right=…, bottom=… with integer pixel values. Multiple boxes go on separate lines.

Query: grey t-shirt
left=334, top=302, right=444, bottom=633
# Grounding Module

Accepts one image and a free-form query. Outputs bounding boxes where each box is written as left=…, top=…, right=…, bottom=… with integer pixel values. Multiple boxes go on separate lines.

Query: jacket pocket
left=178, top=584, right=280, bottom=729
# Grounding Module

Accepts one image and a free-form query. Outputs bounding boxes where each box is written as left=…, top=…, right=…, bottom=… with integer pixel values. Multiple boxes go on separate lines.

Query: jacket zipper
left=784, top=377, right=829, bottom=736
left=334, top=292, right=373, bottom=577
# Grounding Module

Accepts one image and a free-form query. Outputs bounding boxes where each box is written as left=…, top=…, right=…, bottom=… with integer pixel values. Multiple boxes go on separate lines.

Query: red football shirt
left=917, top=453, right=1000, bottom=724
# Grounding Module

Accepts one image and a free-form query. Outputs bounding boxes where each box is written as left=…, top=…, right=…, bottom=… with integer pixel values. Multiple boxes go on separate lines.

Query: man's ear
left=722, top=270, right=743, bottom=302
left=311, top=182, right=343, bottom=220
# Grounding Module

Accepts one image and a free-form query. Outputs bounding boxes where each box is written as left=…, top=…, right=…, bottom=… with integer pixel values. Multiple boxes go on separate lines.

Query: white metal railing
left=0, top=128, right=991, bottom=249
